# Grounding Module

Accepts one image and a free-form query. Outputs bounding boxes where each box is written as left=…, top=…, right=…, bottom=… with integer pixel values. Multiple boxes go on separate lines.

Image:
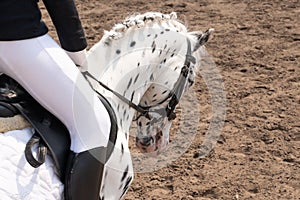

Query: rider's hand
left=65, top=49, right=88, bottom=72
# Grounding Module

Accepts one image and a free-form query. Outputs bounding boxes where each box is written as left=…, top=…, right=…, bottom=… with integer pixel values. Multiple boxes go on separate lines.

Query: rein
left=82, top=37, right=195, bottom=121
left=83, top=71, right=150, bottom=118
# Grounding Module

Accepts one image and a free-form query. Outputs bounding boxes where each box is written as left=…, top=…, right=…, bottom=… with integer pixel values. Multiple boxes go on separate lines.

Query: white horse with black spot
left=0, top=12, right=214, bottom=200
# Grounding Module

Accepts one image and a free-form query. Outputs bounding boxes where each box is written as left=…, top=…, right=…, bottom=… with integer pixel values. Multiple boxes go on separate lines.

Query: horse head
left=87, top=12, right=214, bottom=156
left=135, top=28, right=214, bottom=155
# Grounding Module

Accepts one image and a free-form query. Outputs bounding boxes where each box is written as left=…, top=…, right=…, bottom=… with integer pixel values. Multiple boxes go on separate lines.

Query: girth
left=0, top=74, right=118, bottom=183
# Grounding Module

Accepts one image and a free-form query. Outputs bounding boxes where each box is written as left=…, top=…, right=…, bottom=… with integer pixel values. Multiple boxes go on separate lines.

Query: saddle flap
left=1, top=73, right=119, bottom=183
left=13, top=102, right=71, bottom=181
left=0, top=73, right=71, bottom=181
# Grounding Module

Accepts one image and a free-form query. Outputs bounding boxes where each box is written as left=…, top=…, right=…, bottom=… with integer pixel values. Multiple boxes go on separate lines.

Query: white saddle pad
left=0, top=128, right=64, bottom=200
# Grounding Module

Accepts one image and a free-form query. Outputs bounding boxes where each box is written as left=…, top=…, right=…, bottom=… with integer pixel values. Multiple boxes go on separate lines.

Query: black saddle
left=0, top=74, right=118, bottom=183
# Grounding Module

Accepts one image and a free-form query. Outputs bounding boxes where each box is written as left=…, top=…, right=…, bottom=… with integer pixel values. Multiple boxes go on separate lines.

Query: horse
left=0, top=12, right=214, bottom=200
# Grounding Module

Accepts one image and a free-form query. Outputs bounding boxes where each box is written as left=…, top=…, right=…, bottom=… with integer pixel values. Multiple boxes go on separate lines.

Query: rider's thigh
left=0, top=35, right=111, bottom=153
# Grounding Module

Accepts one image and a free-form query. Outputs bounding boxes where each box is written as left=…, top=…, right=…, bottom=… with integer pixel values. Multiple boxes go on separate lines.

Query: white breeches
left=0, top=34, right=111, bottom=153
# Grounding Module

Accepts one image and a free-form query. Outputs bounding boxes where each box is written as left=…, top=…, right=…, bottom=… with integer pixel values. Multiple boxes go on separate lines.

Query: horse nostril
left=139, top=135, right=153, bottom=146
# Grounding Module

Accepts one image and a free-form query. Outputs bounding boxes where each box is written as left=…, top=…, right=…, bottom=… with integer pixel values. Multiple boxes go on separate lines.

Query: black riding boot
left=64, top=147, right=106, bottom=200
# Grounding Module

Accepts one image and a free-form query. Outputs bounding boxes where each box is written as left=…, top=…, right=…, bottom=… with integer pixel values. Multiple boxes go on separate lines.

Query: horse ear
left=191, top=28, right=214, bottom=52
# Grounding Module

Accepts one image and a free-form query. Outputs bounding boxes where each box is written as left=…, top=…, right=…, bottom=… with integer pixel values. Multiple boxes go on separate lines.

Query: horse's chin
left=136, top=138, right=169, bottom=157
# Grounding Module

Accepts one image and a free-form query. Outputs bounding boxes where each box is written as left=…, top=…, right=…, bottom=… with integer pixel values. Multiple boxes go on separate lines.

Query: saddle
left=0, top=74, right=118, bottom=183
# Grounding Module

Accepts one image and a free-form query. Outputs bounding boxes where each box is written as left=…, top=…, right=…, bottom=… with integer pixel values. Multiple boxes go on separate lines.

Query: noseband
left=83, top=37, right=195, bottom=122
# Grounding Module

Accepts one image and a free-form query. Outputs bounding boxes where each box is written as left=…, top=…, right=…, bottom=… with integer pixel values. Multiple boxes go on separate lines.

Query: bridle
left=83, top=37, right=195, bottom=122
left=83, top=37, right=195, bottom=121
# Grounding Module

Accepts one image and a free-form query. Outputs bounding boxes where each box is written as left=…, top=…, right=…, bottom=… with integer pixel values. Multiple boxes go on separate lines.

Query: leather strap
left=0, top=101, right=19, bottom=117
left=98, top=94, right=118, bottom=162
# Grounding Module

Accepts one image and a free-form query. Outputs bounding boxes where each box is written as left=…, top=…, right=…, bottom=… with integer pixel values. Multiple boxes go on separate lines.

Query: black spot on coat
left=127, top=78, right=133, bottom=89
left=134, top=74, right=139, bottom=84
left=121, top=166, right=129, bottom=182
left=121, top=143, right=124, bottom=155
left=121, top=176, right=133, bottom=198
left=130, top=91, right=135, bottom=101
left=130, top=41, right=136, bottom=47
left=150, top=73, right=154, bottom=81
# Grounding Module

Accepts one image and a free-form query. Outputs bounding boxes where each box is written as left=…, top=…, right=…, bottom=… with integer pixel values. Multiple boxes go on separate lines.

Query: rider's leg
left=0, top=34, right=110, bottom=200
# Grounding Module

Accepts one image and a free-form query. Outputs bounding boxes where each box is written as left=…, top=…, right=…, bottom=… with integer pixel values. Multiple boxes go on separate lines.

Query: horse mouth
left=136, top=130, right=167, bottom=154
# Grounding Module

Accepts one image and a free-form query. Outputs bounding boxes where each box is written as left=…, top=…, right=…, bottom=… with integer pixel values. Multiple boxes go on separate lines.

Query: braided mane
left=104, top=12, right=188, bottom=40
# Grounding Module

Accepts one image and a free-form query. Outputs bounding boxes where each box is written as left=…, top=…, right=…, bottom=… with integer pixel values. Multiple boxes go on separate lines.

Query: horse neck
left=99, top=71, right=149, bottom=133
left=88, top=52, right=156, bottom=133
